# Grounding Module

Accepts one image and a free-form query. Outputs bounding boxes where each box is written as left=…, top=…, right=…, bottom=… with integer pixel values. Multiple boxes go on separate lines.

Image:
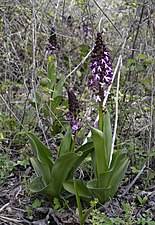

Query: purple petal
left=104, top=76, right=112, bottom=83
left=94, top=95, right=101, bottom=102
left=66, top=115, right=72, bottom=121
left=100, top=82, right=106, bottom=88
left=97, top=66, right=102, bottom=72
left=93, top=61, right=98, bottom=66
left=92, top=68, right=96, bottom=74
left=94, top=74, right=100, bottom=80
left=100, top=58, right=105, bottom=64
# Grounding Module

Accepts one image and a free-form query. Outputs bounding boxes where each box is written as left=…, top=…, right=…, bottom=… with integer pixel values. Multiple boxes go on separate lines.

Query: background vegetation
left=0, top=0, right=155, bottom=224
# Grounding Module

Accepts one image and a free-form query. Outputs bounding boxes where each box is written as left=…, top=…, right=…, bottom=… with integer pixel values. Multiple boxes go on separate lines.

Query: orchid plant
left=27, top=29, right=94, bottom=201
left=27, top=74, right=93, bottom=201
left=27, top=32, right=129, bottom=221
left=63, top=33, right=129, bottom=204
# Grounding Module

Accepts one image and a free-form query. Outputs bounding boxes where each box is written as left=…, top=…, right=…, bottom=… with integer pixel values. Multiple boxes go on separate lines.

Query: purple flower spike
left=88, top=32, right=113, bottom=102
left=67, top=89, right=81, bottom=135
left=45, top=28, right=59, bottom=56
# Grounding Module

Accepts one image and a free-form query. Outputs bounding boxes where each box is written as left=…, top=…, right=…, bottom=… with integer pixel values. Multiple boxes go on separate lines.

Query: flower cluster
left=88, top=32, right=113, bottom=102
left=45, top=28, right=58, bottom=55
left=66, top=89, right=81, bottom=135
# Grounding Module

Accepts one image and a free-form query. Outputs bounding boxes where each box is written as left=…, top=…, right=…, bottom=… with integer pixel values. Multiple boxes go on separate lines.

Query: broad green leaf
left=58, top=130, right=72, bottom=157
left=109, top=150, right=121, bottom=168
left=30, top=178, right=60, bottom=200
left=50, top=96, right=62, bottom=109
left=47, top=57, right=56, bottom=85
left=109, top=154, right=129, bottom=197
left=98, top=170, right=113, bottom=189
left=91, top=127, right=108, bottom=176
left=53, top=77, right=65, bottom=98
left=30, top=153, right=81, bottom=200
left=73, top=147, right=93, bottom=172
left=27, top=133, right=53, bottom=171
left=103, top=111, right=112, bottom=166
left=63, top=179, right=93, bottom=202
left=73, top=142, right=94, bottom=172
left=75, top=141, right=94, bottom=154
left=87, top=179, right=111, bottom=203
left=30, top=157, right=50, bottom=185
left=29, top=176, right=44, bottom=192
left=110, top=152, right=128, bottom=171
left=37, top=178, right=61, bottom=199
left=85, top=152, right=129, bottom=203
left=50, top=153, right=79, bottom=194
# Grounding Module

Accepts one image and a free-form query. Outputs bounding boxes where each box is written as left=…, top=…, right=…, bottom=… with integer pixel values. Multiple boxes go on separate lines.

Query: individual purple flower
left=88, top=32, right=113, bottom=102
left=45, top=28, right=59, bottom=56
left=66, top=89, right=81, bottom=135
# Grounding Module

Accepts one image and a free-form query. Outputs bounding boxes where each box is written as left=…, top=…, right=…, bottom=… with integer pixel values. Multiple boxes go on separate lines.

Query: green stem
left=74, top=179, right=83, bottom=225
left=99, top=101, right=103, bottom=131
left=70, top=135, right=75, bottom=152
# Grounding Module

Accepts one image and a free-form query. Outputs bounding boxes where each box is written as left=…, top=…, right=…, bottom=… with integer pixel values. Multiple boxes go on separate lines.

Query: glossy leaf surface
left=63, top=179, right=93, bottom=201
left=27, top=133, right=53, bottom=171
left=91, top=127, right=108, bottom=176
left=30, top=157, right=50, bottom=185
left=58, top=129, right=72, bottom=156
left=103, top=111, right=112, bottom=166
